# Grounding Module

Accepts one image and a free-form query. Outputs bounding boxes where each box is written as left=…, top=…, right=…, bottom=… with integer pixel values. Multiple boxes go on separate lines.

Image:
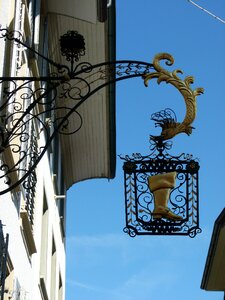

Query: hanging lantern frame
left=121, top=139, right=201, bottom=238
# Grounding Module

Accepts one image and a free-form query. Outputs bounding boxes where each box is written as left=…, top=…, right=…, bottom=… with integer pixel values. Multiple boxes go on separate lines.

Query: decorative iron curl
left=143, top=53, right=204, bottom=140
left=188, top=227, right=202, bottom=238
left=73, top=62, right=93, bottom=74
left=123, top=227, right=137, bottom=238
left=0, top=27, right=23, bottom=43
left=53, top=109, right=83, bottom=135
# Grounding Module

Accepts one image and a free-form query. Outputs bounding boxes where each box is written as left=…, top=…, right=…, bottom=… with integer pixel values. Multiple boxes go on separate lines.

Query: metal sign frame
left=121, top=139, right=201, bottom=238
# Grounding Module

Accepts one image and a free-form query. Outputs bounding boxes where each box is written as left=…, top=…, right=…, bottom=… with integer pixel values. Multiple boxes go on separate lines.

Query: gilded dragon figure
left=143, top=53, right=204, bottom=140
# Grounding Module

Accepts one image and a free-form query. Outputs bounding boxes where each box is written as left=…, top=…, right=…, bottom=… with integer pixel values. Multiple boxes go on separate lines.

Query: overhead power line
left=187, top=0, right=225, bottom=24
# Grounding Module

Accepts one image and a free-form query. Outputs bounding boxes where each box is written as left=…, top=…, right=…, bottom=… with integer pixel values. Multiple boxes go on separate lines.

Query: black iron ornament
left=0, top=27, right=154, bottom=194
left=0, top=24, right=204, bottom=241
left=120, top=134, right=201, bottom=238
left=59, top=30, right=86, bottom=72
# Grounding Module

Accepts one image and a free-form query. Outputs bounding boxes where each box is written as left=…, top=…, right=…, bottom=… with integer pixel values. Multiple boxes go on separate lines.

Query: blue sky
left=66, top=1, right=225, bottom=299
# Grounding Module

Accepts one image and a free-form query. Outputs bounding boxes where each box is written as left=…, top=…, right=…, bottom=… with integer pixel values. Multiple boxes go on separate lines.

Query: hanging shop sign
left=121, top=53, right=204, bottom=238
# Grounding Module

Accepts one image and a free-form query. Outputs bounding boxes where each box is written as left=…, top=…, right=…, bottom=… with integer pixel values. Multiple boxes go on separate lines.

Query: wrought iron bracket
left=0, top=27, right=154, bottom=194
left=0, top=27, right=203, bottom=200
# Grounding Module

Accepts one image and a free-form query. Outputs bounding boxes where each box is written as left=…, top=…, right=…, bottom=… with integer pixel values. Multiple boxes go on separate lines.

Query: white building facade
left=0, top=0, right=116, bottom=299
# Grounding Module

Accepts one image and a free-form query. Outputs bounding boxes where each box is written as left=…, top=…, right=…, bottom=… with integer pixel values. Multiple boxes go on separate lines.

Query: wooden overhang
left=46, top=0, right=116, bottom=189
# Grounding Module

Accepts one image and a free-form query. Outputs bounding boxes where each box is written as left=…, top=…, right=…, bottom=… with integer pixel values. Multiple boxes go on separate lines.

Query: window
left=50, top=238, right=56, bottom=300
left=0, top=221, right=9, bottom=299
left=4, top=254, right=14, bottom=300
left=58, top=274, right=63, bottom=300
left=39, top=193, right=49, bottom=284
left=20, top=122, right=38, bottom=257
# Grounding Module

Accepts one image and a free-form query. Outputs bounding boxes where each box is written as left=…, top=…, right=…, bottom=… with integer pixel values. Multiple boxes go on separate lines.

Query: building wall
left=0, top=0, right=66, bottom=299
left=0, top=0, right=115, bottom=299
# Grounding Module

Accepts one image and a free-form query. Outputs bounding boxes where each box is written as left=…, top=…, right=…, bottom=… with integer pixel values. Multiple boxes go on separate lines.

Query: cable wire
left=187, top=0, right=225, bottom=24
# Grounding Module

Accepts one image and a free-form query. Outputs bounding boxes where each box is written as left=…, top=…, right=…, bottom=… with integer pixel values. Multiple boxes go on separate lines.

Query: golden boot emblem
left=148, top=172, right=182, bottom=221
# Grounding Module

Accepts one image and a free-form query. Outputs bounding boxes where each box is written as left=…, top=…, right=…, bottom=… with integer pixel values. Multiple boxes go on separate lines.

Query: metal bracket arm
left=0, top=27, right=203, bottom=195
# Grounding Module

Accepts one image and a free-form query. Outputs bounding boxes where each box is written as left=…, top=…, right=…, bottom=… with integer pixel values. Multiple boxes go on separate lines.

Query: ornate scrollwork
left=0, top=26, right=23, bottom=42
left=0, top=27, right=155, bottom=194
left=120, top=139, right=201, bottom=237
left=0, top=26, right=203, bottom=220
left=143, top=53, right=204, bottom=140
left=60, top=30, right=86, bottom=73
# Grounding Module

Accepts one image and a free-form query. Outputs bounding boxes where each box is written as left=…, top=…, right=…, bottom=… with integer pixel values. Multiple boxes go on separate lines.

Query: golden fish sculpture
left=143, top=53, right=204, bottom=140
